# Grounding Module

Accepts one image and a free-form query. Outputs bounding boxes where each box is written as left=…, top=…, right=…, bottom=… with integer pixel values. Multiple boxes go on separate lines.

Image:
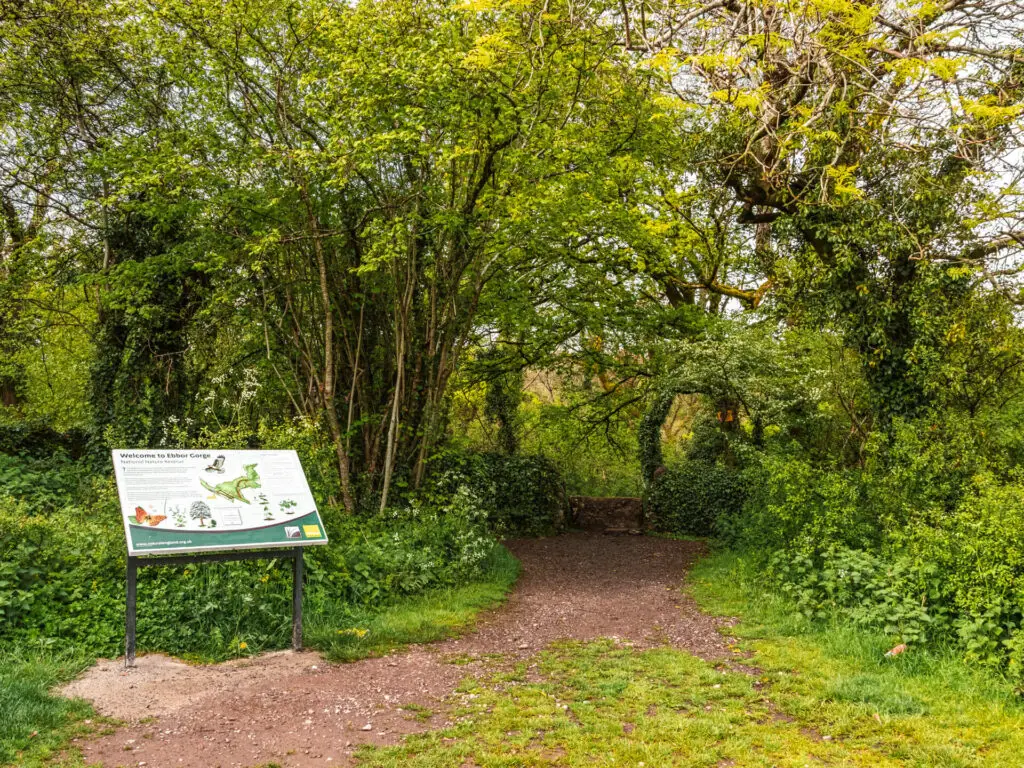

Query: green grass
left=0, top=649, right=98, bottom=767
left=356, top=639, right=905, bottom=767
left=0, top=544, right=520, bottom=768
left=688, top=549, right=1024, bottom=764
left=353, top=547, right=1024, bottom=767
left=306, top=544, right=521, bottom=661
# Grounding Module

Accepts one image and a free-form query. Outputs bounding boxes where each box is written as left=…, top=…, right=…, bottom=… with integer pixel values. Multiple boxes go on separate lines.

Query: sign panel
left=113, top=449, right=328, bottom=556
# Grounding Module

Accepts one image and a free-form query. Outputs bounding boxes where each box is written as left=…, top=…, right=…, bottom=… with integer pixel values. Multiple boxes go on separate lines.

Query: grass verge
left=0, top=543, right=520, bottom=768
left=305, top=544, right=520, bottom=661
left=688, top=549, right=1024, bottom=764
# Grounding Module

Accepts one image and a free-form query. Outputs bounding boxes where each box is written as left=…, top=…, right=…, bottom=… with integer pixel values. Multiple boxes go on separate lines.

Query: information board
left=113, top=449, right=328, bottom=556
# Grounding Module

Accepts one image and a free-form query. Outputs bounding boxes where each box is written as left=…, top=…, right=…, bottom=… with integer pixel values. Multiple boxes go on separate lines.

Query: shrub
left=722, top=451, right=881, bottom=553
left=425, top=450, right=565, bottom=536
left=646, top=460, right=745, bottom=536
left=0, top=495, right=127, bottom=652
left=897, top=472, right=1024, bottom=669
left=0, top=421, right=91, bottom=459
left=317, top=485, right=498, bottom=604
left=766, top=546, right=936, bottom=646
left=0, top=453, right=96, bottom=514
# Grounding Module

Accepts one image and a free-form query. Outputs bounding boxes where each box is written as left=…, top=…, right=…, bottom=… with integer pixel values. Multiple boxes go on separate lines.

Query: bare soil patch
left=65, top=532, right=729, bottom=767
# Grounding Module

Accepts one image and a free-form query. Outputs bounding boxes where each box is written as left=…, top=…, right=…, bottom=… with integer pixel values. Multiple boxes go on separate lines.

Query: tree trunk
left=300, top=175, right=355, bottom=513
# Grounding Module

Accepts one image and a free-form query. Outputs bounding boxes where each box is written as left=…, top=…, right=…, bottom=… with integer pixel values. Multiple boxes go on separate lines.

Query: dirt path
left=65, top=533, right=730, bottom=768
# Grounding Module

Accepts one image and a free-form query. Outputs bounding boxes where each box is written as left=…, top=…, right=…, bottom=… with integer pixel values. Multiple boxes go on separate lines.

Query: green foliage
left=725, top=450, right=882, bottom=553
left=0, top=422, right=90, bottom=459
left=88, top=205, right=210, bottom=447
left=646, top=460, right=746, bottom=536
left=0, top=453, right=93, bottom=514
left=425, top=450, right=564, bottom=536
left=729, top=423, right=1024, bottom=678
left=638, top=391, right=674, bottom=483
left=685, top=410, right=733, bottom=463
left=517, top=389, right=644, bottom=498
left=897, top=471, right=1024, bottom=672
left=0, top=452, right=504, bottom=661
left=1, top=0, right=1023, bottom=718
left=320, top=487, right=500, bottom=605
left=0, top=497, right=123, bottom=646
left=0, top=288, right=94, bottom=432
left=450, top=360, right=649, bottom=499
left=640, top=324, right=843, bottom=487
left=766, top=547, right=935, bottom=647
left=478, top=348, right=524, bottom=456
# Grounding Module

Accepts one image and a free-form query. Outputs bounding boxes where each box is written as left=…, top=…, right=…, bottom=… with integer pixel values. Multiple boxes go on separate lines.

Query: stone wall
left=568, top=496, right=643, bottom=533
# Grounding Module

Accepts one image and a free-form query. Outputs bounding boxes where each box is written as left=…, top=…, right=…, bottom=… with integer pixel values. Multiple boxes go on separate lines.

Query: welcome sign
left=113, top=449, right=328, bottom=556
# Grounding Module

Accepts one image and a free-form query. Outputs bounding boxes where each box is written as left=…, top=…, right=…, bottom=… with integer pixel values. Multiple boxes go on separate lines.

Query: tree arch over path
left=637, top=326, right=815, bottom=485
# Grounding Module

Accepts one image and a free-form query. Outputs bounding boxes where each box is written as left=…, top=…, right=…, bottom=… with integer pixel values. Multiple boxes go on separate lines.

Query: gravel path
left=65, top=533, right=729, bottom=767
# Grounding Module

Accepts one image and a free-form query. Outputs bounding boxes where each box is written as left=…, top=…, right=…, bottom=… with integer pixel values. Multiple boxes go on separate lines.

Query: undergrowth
left=1, top=477, right=502, bottom=660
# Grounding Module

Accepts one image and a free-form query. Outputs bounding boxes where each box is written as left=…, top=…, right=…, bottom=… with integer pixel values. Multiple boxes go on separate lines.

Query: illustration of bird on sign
left=205, top=455, right=226, bottom=473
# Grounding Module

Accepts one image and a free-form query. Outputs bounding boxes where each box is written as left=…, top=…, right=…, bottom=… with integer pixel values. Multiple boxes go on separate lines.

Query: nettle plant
left=768, top=547, right=936, bottom=646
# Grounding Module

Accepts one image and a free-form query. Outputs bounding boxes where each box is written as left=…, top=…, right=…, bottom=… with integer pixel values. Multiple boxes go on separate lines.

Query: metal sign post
left=125, top=547, right=306, bottom=668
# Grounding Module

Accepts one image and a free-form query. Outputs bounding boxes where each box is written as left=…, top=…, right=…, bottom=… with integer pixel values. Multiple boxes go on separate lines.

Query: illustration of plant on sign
left=200, top=463, right=261, bottom=504
left=279, top=498, right=297, bottom=515
left=172, top=505, right=186, bottom=527
left=190, top=501, right=213, bottom=527
left=258, top=492, right=273, bottom=521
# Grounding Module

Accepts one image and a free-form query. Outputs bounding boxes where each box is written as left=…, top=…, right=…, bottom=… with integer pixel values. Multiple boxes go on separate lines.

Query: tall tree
left=613, top=0, right=1024, bottom=421
left=99, top=0, right=647, bottom=508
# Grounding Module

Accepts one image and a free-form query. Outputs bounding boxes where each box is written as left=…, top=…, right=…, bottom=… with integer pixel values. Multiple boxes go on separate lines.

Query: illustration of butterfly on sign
left=130, top=506, right=167, bottom=526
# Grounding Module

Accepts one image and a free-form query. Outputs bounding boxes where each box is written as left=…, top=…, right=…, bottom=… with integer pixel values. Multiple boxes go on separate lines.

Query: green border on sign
left=128, top=510, right=326, bottom=554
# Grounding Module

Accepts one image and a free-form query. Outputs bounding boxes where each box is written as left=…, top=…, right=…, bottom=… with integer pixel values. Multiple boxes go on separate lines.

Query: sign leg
left=125, top=556, right=138, bottom=668
left=292, top=550, right=304, bottom=651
